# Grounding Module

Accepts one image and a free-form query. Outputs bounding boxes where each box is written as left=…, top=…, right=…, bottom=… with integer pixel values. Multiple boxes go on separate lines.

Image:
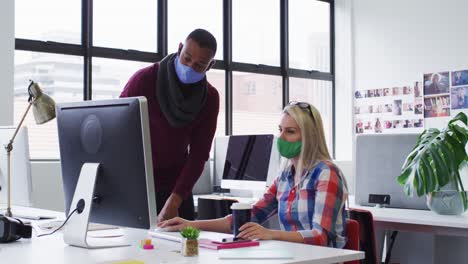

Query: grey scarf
left=156, top=53, right=207, bottom=128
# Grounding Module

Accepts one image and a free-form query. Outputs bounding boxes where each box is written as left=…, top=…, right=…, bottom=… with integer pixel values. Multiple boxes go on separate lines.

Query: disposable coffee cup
left=231, top=202, right=252, bottom=237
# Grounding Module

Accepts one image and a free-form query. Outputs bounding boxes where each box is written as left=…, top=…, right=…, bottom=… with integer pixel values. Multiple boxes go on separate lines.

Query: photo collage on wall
left=354, top=82, right=424, bottom=134
left=423, top=72, right=450, bottom=118
left=450, top=69, right=468, bottom=111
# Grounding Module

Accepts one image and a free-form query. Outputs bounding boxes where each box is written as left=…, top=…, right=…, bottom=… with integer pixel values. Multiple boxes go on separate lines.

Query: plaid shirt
left=251, top=160, right=348, bottom=248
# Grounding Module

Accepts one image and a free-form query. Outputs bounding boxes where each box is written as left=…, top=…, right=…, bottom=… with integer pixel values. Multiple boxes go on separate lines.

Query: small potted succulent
left=397, top=112, right=467, bottom=215
left=180, top=226, right=200, bottom=256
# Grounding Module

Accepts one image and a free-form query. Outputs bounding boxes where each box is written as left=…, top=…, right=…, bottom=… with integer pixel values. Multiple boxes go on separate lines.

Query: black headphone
left=0, top=215, right=32, bottom=243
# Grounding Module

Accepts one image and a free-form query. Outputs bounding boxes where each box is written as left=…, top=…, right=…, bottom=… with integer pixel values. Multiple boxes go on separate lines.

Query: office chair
left=197, top=197, right=238, bottom=220
left=344, top=218, right=360, bottom=264
left=347, top=208, right=378, bottom=264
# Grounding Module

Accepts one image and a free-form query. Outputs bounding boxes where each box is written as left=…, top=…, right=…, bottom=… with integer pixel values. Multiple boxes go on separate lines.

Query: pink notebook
left=198, top=239, right=260, bottom=250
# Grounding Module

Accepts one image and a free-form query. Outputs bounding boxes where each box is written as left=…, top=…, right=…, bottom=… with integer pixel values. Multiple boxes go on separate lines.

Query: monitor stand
left=63, top=163, right=130, bottom=249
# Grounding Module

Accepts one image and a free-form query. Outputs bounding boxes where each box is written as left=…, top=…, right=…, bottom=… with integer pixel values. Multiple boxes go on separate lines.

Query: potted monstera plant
left=397, top=112, right=468, bottom=215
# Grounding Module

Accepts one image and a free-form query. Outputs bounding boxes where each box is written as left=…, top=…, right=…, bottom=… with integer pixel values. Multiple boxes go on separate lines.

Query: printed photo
left=367, top=90, right=375, bottom=98
left=375, top=89, right=383, bottom=97
left=451, top=86, right=468, bottom=110
left=413, top=119, right=424, bottom=128
left=414, top=81, right=422, bottom=98
left=414, top=98, right=423, bottom=114
left=384, top=104, right=393, bottom=113
left=374, top=118, right=383, bottom=133
left=424, top=95, right=450, bottom=118
left=383, top=88, right=391, bottom=96
left=424, top=72, right=449, bottom=95
left=376, top=105, right=383, bottom=113
left=393, top=99, right=402, bottom=116
left=354, top=106, right=361, bottom=114
left=403, top=86, right=412, bottom=95
left=393, top=120, right=403, bottom=129
left=364, top=120, right=373, bottom=130
left=403, top=120, right=413, bottom=128
left=392, top=87, right=402, bottom=96
left=403, top=103, right=413, bottom=112
left=384, top=120, right=393, bottom=129
left=355, top=120, right=364, bottom=134
left=355, top=90, right=363, bottom=99
left=451, top=70, right=468, bottom=86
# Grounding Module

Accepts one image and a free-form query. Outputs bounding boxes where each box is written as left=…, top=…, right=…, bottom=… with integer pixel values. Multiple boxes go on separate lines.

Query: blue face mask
left=174, top=55, right=206, bottom=84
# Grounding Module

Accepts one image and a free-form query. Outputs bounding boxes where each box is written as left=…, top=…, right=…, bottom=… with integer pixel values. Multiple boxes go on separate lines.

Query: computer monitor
left=0, top=126, right=33, bottom=208
left=219, top=135, right=279, bottom=195
left=56, top=97, right=157, bottom=248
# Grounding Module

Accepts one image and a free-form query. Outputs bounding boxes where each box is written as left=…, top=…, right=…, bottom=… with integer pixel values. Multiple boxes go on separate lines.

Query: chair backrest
left=344, top=218, right=360, bottom=264
left=196, top=197, right=238, bottom=220
left=192, top=161, right=212, bottom=194
left=348, top=208, right=378, bottom=264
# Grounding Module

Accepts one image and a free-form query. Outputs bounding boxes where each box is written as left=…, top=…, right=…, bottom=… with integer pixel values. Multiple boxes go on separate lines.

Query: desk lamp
left=3, top=81, right=56, bottom=217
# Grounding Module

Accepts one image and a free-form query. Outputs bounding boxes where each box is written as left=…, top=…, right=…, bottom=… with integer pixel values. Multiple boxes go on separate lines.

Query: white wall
left=0, top=0, right=14, bottom=126
left=335, top=0, right=354, bottom=162
left=31, top=161, right=64, bottom=211
left=350, top=1, right=468, bottom=263
left=333, top=0, right=356, bottom=195
left=353, top=0, right=468, bottom=88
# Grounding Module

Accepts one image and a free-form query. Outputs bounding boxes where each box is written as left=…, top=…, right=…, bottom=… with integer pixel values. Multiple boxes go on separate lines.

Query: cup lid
left=230, top=202, right=252, bottom=210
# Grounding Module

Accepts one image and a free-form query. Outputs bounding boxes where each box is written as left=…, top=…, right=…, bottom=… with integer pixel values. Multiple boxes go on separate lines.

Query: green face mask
left=277, top=138, right=302, bottom=159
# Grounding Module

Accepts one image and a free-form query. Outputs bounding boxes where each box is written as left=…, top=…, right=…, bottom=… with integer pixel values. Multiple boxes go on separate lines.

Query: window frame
left=15, top=0, right=336, bottom=158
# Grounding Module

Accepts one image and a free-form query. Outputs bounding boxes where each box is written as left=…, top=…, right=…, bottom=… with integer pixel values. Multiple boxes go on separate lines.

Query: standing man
left=120, top=29, right=219, bottom=222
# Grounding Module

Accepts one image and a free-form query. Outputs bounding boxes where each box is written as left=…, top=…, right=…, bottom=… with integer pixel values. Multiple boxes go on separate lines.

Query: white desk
left=350, top=196, right=468, bottom=264
left=349, top=197, right=468, bottom=237
left=1, top=206, right=364, bottom=264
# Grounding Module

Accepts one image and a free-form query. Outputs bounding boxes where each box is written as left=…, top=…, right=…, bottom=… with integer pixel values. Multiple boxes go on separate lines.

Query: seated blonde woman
left=158, top=101, right=349, bottom=248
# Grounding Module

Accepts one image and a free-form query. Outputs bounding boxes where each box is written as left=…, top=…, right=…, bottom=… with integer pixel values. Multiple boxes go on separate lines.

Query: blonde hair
left=282, top=103, right=331, bottom=180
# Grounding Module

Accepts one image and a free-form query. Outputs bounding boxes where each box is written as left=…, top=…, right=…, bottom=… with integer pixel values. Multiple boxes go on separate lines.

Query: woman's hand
left=237, top=222, right=275, bottom=240
left=157, top=217, right=193, bottom=232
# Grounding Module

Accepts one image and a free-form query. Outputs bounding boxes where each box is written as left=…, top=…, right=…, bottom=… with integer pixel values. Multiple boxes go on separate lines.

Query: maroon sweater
left=120, top=63, right=219, bottom=199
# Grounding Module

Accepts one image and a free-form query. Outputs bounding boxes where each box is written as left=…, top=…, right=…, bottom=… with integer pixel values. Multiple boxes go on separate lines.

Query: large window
left=14, top=0, right=335, bottom=159
left=233, top=0, right=280, bottom=66
left=15, top=0, right=81, bottom=44
left=289, top=78, right=333, bottom=152
left=93, top=0, right=157, bottom=52
left=206, top=70, right=226, bottom=136
left=232, top=72, right=282, bottom=134
left=14, top=51, right=83, bottom=159
left=289, top=0, right=330, bottom=72
left=168, top=0, right=223, bottom=60
left=92, top=58, right=152, bottom=100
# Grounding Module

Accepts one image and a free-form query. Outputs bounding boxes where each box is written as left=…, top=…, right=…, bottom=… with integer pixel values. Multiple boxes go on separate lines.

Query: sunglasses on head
left=288, top=101, right=315, bottom=120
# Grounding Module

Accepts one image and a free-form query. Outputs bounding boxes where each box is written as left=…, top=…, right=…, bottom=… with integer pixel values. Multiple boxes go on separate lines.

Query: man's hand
left=157, top=193, right=183, bottom=222
left=237, top=222, right=274, bottom=240
left=157, top=217, right=192, bottom=232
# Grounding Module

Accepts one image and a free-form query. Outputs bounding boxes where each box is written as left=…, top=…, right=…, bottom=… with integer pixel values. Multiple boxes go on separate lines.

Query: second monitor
left=220, top=134, right=279, bottom=192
